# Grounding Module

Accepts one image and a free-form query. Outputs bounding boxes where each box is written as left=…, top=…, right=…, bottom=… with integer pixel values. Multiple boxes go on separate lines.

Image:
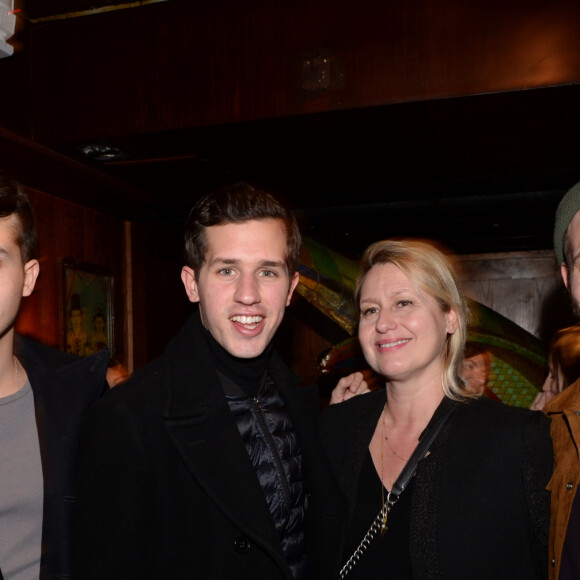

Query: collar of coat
left=544, top=379, right=580, bottom=416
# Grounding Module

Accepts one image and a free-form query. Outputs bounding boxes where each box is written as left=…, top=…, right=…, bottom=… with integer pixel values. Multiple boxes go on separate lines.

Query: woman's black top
left=322, top=390, right=553, bottom=579
left=342, top=450, right=413, bottom=579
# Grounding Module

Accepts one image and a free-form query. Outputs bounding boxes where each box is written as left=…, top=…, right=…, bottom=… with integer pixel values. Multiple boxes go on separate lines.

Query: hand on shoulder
left=329, top=371, right=374, bottom=405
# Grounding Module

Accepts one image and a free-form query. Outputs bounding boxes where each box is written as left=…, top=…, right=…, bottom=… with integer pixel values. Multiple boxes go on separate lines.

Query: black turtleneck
left=200, top=323, right=273, bottom=397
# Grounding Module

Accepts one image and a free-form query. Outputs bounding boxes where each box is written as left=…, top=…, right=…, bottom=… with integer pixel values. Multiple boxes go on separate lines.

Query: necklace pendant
left=380, top=504, right=389, bottom=536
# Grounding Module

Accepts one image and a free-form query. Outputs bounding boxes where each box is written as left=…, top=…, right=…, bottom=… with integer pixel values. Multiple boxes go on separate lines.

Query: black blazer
left=1, top=336, right=108, bottom=580
left=321, top=389, right=553, bottom=580
left=74, top=311, right=346, bottom=580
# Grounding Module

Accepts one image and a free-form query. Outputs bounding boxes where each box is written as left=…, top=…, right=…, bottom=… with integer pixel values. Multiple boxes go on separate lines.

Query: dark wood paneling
left=16, top=187, right=128, bottom=365
left=130, top=220, right=191, bottom=369
left=457, top=250, right=573, bottom=343
left=0, top=20, right=32, bottom=137
left=0, top=127, right=153, bottom=218
left=25, top=0, right=580, bottom=144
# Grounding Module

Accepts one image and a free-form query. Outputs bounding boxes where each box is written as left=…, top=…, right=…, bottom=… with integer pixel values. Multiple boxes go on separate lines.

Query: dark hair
left=0, top=174, right=36, bottom=263
left=184, top=182, right=301, bottom=275
left=93, top=308, right=106, bottom=324
left=464, top=342, right=490, bottom=360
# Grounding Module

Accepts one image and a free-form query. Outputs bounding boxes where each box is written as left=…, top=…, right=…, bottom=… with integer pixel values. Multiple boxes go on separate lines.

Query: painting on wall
left=62, top=260, right=114, bottom=357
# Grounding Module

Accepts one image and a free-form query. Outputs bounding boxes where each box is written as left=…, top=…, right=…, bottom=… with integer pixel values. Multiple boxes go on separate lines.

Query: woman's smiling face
left=358, top=262, right=456, bottom=385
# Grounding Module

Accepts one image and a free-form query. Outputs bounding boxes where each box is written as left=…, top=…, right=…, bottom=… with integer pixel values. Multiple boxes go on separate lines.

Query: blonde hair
left=355, top=239, right=474, bottom=400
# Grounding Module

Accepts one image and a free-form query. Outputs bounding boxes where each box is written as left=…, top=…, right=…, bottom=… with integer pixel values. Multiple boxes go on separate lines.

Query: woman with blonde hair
left=321, top=239, right=552, bottom=579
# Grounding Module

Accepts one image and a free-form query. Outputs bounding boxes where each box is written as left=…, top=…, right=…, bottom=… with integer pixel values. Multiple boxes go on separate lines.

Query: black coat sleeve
left=73, top=392, right=150, bottom=579
left=523, top=410, right=553, bottom=580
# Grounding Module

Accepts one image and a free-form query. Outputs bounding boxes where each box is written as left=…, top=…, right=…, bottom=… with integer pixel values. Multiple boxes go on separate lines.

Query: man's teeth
left=379, top=339, right=410, bottom=348
left=231, top=315, right=263, bottom=325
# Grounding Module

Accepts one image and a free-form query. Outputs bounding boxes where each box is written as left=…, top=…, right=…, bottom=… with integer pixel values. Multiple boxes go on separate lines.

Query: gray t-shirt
left=0, top=380, right=43, bottom=579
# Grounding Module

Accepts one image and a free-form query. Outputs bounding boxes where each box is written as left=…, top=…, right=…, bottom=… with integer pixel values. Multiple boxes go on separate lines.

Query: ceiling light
left=80, top=144, right=125, bottom=162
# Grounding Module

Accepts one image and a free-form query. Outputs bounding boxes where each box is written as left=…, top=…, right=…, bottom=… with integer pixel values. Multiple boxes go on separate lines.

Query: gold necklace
left=384, top=436, right=410, bottom=462
left=383, top=404, right=410, bottom=462
left=379, top=406, right=397, bottom=536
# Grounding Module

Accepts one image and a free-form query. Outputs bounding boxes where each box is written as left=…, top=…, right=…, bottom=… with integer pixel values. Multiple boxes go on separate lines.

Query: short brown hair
left=184, top=182, right=301, bottom=276
left=0, top=174, right=36, bottom=263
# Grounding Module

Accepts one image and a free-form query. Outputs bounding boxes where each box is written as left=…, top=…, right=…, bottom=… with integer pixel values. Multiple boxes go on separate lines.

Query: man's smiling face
left=181, top=219, right=299, bottom=359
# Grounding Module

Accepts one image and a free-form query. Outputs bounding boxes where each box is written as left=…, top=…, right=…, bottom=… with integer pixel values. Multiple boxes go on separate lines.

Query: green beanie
left=555, top=180, right=580, bottom=264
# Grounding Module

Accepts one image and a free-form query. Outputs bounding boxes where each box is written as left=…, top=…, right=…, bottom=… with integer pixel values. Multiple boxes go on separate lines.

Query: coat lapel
left=162, top=313, right=289, bottom=571
left=21, top=346, right=107, bottom=492
left=14, top=336, right=108, bottom=578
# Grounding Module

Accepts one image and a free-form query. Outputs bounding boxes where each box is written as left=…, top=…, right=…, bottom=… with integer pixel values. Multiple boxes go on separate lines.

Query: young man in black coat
left=0, top=176, right=108, bottom=580
left=74, top=183, right=346, bottom=580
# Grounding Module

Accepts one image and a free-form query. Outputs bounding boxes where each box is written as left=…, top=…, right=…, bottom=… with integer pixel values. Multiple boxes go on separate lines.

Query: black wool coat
left=320, top=389, right=553, bottom=580
left=73, top=311, right=346, bottom=580
left=0, top=335, right=108, bottom=580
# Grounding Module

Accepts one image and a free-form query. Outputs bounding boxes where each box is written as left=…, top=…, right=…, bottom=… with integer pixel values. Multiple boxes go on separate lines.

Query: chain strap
left=339, top=491, right=397, bottom=579
left=338, top=397, right=458, bottom=579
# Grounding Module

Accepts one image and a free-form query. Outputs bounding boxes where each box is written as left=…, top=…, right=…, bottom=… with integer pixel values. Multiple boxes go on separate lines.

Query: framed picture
left=62, top=260, right=114, bottom=357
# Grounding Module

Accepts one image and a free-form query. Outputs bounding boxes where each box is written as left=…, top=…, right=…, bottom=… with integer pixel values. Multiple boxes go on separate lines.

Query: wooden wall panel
left=0, top=126, right=152, bottom=218
left=23, top=0, right=580, bottom=145
left=130, top=220, right=190, bottom=369
left=0, top=23, right=32, bottom=137
left=457, top=250, right=573, bottom=343
left=15, top=186, right=128, bottom=365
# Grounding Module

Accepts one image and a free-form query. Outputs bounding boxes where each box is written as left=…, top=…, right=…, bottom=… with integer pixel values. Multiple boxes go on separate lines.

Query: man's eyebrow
left=260, top=260, right=285, bottom=269
left=206, top=258, right=239, bottom=267
left=206, top=258, right=286, bottom=269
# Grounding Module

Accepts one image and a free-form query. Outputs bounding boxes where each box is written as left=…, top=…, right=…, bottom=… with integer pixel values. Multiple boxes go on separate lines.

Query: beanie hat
left=554, top=179, right=580, bottom=264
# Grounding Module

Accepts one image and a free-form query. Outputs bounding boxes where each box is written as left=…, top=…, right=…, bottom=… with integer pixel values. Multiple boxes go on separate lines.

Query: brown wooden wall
left=130, top=220, right=191, bottom=368
left=15, top=186, right=128, bottom=366
left=5, top=0, right=578, bottom=147
left=458, top=250, right=573, bottom=344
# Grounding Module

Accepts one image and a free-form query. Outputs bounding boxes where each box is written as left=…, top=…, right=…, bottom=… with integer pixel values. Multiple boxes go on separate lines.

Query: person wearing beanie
left=554, top=179, right=580, bottom=317
left=544, top=177, right=580, bottom=579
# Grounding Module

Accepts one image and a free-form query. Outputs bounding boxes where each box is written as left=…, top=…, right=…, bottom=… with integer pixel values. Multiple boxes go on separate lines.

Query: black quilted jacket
left=225, top=374, right=308, bottom=579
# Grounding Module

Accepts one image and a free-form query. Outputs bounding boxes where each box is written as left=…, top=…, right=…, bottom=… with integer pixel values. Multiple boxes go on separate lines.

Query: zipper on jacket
left=252, top=394, right=293, bottom=508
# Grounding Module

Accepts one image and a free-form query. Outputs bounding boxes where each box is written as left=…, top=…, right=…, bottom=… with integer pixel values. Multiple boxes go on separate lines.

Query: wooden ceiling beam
left=0, top=125, right=154, bottom=217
